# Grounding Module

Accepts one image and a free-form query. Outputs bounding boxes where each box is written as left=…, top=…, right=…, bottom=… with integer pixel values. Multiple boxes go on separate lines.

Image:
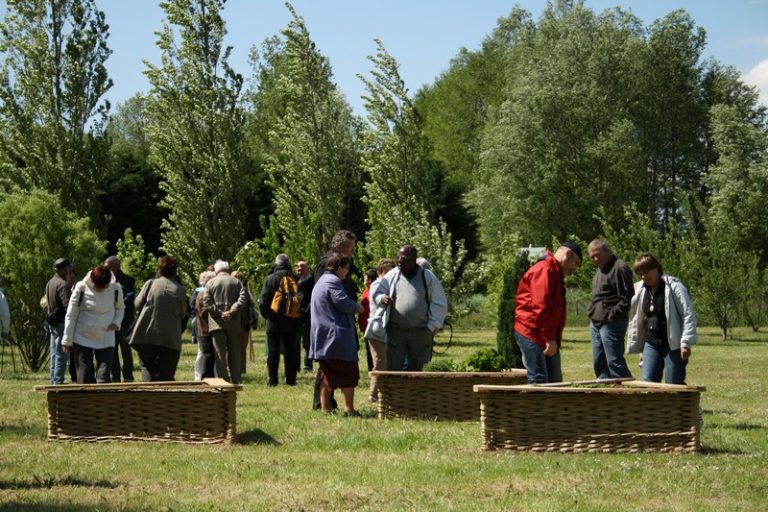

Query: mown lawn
left=1, top=325, right=766, bottom=511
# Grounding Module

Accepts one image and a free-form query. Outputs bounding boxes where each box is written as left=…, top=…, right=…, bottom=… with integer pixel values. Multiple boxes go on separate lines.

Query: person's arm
left=328, top=278, right=362, bottom=314
left=527, top=265, right=558, bottom=343
left=134, top=280, right=151, bottom=311
left=122, top=276, right=136, bottom=305
left=426, top=271, right=448, bottom=334
left=672, top=280, right=697, bottom=359
left=109, top=284, right=125, bottom=330
left=257, top=276, right=274, bottom=319
left=610, top=263, right=635, bottom=321
left=229, top=282, right=248, bottom=316
left=61, top=284, right=84, bottom=351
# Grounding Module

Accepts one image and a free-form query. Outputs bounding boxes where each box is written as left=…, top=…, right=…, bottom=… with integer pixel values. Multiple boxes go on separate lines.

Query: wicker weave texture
left=374, top=371, right=527, bottom=421
left=478, top=388, right=701, bottom=453
left=40, top=382, right=237, bottom=444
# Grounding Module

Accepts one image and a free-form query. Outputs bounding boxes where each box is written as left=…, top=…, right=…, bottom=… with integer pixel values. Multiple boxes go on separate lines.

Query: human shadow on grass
left=0, top=476, right=118, bottom=490
left=0, top=504, right=103, bottom=512
left=698, top=445, right=747, bottom=455
left=0, top=424, right=48, bottom=438
left=235, top=429, right=281, bottom=446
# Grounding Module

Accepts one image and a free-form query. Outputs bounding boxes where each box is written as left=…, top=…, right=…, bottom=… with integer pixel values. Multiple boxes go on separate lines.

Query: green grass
left=1, top=326, right=767, bottom=511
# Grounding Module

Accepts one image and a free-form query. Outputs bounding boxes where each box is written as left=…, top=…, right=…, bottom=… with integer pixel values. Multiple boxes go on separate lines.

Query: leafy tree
left=0, top=190, right=104, bottom=372
left=102, top=94, right=166, bottom=254
left=496, top=251, right=531, bottom=368
left=633, top=10, right=708, bottom=230
left=144, top=0, right=252, bottom=285
left=358, top=38, right=468, bottom=301
left=706, top=103, right=768, bottom=266
left=254, top=3, right=363, bottom=260
left=471, top=3, right=646, bottom=252
left=115, top=228, right=157, bottom=288
left=0, top=0, right=112, bottom=221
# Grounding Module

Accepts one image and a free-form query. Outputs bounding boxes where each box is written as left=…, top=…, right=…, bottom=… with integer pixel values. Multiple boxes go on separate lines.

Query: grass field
left=1, top=325, right=767, bottom=511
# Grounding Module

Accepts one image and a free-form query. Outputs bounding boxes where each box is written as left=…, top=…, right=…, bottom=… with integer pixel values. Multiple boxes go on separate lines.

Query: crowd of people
left=29, top=230, right=696, bottom=413
left=514, top=239, right=697, bottom=385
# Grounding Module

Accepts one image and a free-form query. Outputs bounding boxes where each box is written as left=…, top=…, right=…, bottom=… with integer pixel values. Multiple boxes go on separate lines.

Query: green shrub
left=0, top=190, right=104, bottom=372
left=423, top=358, right=467, bottom=372
left=464, top=348, right=507, bottom=372
left=496, top=252, right=530, bottom=368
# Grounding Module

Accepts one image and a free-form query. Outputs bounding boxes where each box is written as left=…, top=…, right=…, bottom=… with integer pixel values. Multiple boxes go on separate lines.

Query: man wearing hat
left=45, top=258, right=75, bottom=384
left=514, top=242, right=582, bottom=383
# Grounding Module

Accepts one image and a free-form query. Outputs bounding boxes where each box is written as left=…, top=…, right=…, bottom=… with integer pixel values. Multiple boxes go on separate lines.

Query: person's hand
left=222, top=310, right=232, bottom=322
left=543, top=340, right=558, bottom=357
left=62, top=345, right=72, bottom=353
left=356, top=304, right=364, bottom=315
left=681, top=346, right=691, bottom=360
left=381, top=295, right=392, bottom=305
left=107, top=323, right=119, bottom=331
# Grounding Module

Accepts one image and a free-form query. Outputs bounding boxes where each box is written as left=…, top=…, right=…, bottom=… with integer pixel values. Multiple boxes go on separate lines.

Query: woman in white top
left=62, top=265, right=124, bottom=383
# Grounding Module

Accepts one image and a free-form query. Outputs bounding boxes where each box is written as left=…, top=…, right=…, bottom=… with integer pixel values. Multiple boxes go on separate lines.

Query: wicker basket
left=34, top=378, right=240, bottom=444
left=474, top=380, right=705, bottom=453
left=371, top=370, right=528, bottom=421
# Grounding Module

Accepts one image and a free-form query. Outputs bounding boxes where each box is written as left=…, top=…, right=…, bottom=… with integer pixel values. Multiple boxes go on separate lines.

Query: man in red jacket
left=514, top=241, right=582, bottom=383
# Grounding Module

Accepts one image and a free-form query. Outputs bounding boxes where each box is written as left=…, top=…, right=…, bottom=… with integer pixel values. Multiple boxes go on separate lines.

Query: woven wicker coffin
left=371, top=370, right=528, bottom=421
left=474, top=380, right=705, bottom=453
left=34, top=378, right=240, bottom=444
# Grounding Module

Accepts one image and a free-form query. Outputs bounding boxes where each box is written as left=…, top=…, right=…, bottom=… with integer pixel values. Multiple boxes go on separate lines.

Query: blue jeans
left=590, top=320, right=632, bottom=379
left=49, top=323, right=68, bottom=385
left=641, top=342, right=687, bottom=384
left=515, top=331, right=562, bottom=383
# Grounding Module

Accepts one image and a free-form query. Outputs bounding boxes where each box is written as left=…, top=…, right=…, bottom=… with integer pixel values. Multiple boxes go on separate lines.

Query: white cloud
left=744, top=58, right=768, bottom=108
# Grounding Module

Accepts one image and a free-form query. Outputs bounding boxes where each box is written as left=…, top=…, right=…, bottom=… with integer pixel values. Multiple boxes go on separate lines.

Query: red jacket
left=358, top=287, right=371, bottom=333
left=514, top=255, right=566, bottom=348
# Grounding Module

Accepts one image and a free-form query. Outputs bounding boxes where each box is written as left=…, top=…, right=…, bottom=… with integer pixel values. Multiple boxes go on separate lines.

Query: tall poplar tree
left=256, top=3, right=362, bottom=259
left=0, top=0, right=112, bottom=220
left=359, top=39, right=466, bottom=294
left=144, top=0, right=249, bottom=284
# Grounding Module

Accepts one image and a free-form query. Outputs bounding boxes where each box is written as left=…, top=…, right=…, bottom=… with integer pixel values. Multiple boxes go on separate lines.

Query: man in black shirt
left=586, top=239, right=634, bottom=379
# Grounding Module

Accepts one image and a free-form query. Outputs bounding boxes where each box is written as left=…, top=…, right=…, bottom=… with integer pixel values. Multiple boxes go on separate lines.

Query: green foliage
left=115, top=228, right=156, bottom=288
left=0, top=0, right=112, bottom=221
left=496, top=251, right=531, bottom=368
left=464, top=347, right=508, bottom=372
left=707, top=103, right=768, bottom=266
left=0, top=190, right=104, bottom=371
left=422, top=358, right=466, bottom=372
left=102, top=94, right=166, bottom=255
left=144, top=0, right=252, bottom=287
left=358, top=39, right=468, bottom=309
left=253, top=3, right=363, bottom=260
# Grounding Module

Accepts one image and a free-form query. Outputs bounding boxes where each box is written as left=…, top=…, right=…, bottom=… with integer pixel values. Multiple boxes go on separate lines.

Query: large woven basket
left=474, top=380, right=705, bottom=453
left=371, top=370, right=528, bottom=421
left=34, top=378, right=240, bottom=444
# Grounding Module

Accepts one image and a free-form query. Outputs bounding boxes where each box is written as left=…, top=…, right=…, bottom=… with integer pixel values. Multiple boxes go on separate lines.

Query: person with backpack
left=61, top=264, right=125, bottom=384
left=258, top=253, right=302, bottom=386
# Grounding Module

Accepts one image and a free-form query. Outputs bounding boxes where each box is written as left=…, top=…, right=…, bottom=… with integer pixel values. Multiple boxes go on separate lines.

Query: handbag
left=364, top=314, right=386, bottom=341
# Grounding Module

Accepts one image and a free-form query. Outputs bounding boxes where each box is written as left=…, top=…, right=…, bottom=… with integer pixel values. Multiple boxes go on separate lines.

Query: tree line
left=1, top=0, right=767, bottom=370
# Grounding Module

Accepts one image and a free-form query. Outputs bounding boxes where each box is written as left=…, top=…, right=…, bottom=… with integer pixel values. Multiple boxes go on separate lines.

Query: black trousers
left=198, top=335, right=216, bottom=379
left=134, top=344, right=180, bottom=382
left=266, top=331, right=298, bottom=385
left=73, top=344, right=113, bottom=384
left=111, top=328, right=134, bottom=382
left=300, top=315, right=312, bottom=370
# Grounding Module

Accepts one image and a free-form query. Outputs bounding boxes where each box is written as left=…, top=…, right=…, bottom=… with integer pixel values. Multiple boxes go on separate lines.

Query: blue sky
left=5, top=1, right=768, bottom=112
